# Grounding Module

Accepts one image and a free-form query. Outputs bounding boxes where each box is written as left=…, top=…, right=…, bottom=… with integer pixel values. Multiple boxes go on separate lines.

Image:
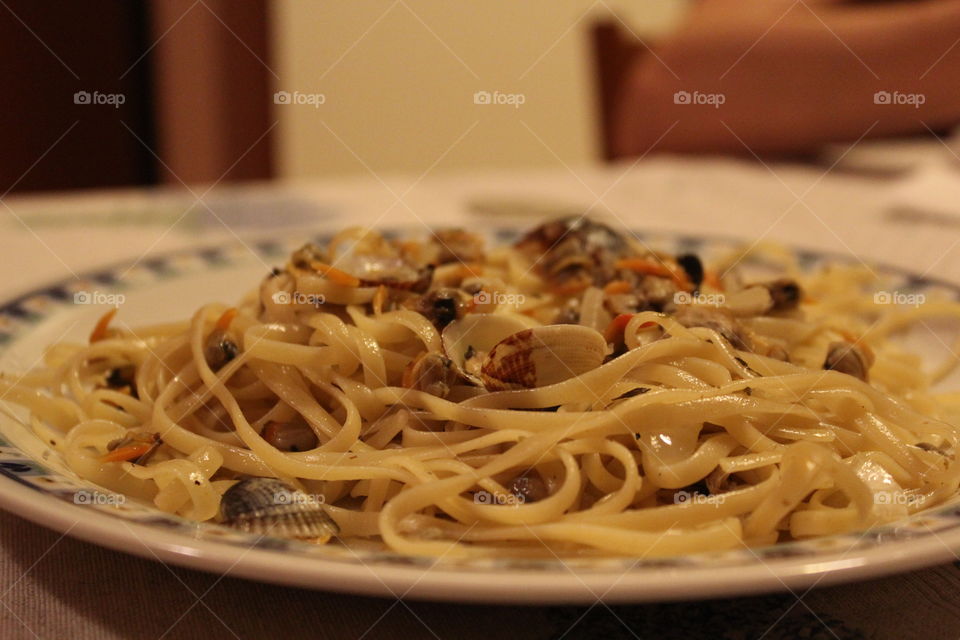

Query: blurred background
left=3, top=0, right=960, bottom=194
left=6, top=5, right=960, bottom=639
left=0, top=0, right=692, bottom=192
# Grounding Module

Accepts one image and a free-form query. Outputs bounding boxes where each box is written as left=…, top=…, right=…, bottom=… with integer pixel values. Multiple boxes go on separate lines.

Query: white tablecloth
left=2, top=153, right=960, bottom=639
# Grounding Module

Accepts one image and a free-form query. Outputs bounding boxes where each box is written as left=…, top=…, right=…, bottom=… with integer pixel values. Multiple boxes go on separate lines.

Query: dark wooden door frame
left=149, top=0, right=274, bottom=185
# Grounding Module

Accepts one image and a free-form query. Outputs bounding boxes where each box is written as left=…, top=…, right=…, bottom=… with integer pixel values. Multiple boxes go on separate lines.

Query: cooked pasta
left=4, top=216, right=960, bottom=558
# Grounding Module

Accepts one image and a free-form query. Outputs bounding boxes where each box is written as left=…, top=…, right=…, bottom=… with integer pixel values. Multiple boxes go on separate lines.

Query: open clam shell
left=480, top=324, right=608, bottom=391
left=401, top=351, right=459, bottom=398
left=328, top=229, right=431, bottom=290
left=441, top=314, right=538, bottom=385
left=515, top=217, right=635, bottom=290
left=220, top=478, right=339, bottom=542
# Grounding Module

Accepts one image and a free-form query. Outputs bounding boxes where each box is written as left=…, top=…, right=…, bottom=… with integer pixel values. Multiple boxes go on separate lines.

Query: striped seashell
left=441, top=313, right=537, bottom=386
left=220, top=478, right=339, bottom=543
left=480, top=325, right=608, bottom=391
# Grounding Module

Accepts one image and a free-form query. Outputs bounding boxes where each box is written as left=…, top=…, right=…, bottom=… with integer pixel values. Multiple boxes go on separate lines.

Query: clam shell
left=441, top=314, right=537, bottom=385
left=329, top=231, right=430, bottom=290
left=221, top=478, right=339, bottom=541
left=480, top=324, right=608, bottom=391
left=823, top=341, right=873, bottom=382
left=401, top=352, right=458, bottom=398
left=515, top=217, right=634, bottom=289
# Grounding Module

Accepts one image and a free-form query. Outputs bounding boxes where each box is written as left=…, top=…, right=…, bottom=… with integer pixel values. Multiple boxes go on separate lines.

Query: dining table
left=2, top=146, right=960, bottom=640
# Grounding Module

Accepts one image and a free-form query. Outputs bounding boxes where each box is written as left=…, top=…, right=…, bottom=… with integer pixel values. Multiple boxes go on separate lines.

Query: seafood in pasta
left=4, top=217, right=960, bottom=559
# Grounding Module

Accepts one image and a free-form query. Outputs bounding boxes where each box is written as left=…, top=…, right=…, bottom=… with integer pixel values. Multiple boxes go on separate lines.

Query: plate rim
left=2, top=471, right=958, bottom=604
left=1, top=226, right=959, bottom=604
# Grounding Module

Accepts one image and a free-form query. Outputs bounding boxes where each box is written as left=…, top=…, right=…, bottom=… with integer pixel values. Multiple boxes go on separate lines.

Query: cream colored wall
left=270, top=1, right=688, bottom=179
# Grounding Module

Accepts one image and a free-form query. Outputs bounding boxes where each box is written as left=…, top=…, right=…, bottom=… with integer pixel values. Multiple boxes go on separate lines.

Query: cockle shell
left=220, top=477, right=339, bottom=542
left=441, top=314, right=537, bottom=385
left=479, top=324, right=608, bottom=391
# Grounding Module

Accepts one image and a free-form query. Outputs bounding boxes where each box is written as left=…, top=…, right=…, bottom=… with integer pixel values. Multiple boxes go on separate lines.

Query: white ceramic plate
left=1, top=228, right=959, bottom=604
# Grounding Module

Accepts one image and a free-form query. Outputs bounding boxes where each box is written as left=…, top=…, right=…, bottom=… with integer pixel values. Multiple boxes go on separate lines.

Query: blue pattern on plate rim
left=1, top=226, right=959, bottom=571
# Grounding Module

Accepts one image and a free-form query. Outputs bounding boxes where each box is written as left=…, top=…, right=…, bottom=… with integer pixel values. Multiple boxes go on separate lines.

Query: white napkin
left=887, top=148, right=960, bottom=221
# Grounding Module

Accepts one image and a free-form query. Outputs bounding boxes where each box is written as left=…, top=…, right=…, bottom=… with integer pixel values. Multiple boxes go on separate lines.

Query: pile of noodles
left=3, top=224, right=960, bottom=559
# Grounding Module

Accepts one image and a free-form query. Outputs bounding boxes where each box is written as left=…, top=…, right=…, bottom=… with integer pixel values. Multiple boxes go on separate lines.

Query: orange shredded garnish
left=836, top=329, right=875, bottom=362
left=615, top=257, right=692, bottom=291
left=603, top=280, right=633, bottom=295
left=397, top=240, right=421, bottom=257
left=89, top=308, right=118, bottom=343
left=215, top=307, right=238, bottom=332
left=703, top=270, right=725, bottom=292
left=372, top=285, right=388, bottom=315
left=309, top=260, right=361, bottom=287
left=262, top=421, right=282, bottom=442
left=603, top=315, right=658, bottom=343
left=457, top=263, right=484, bottom=279
left=101, top=443, right=151, bottom=463
left=603, top=313, right=634, bottom=343
left=400, top=355, right=422, bottom=389
left=615, top=257, right=672, bottom=277
left=836, top=329, right=858, bottom=343
left=550, top=280, right=590, bottom=297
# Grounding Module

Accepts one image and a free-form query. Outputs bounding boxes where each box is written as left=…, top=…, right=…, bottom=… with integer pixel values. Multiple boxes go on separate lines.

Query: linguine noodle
left=4, top=217, right=960, bottom=559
